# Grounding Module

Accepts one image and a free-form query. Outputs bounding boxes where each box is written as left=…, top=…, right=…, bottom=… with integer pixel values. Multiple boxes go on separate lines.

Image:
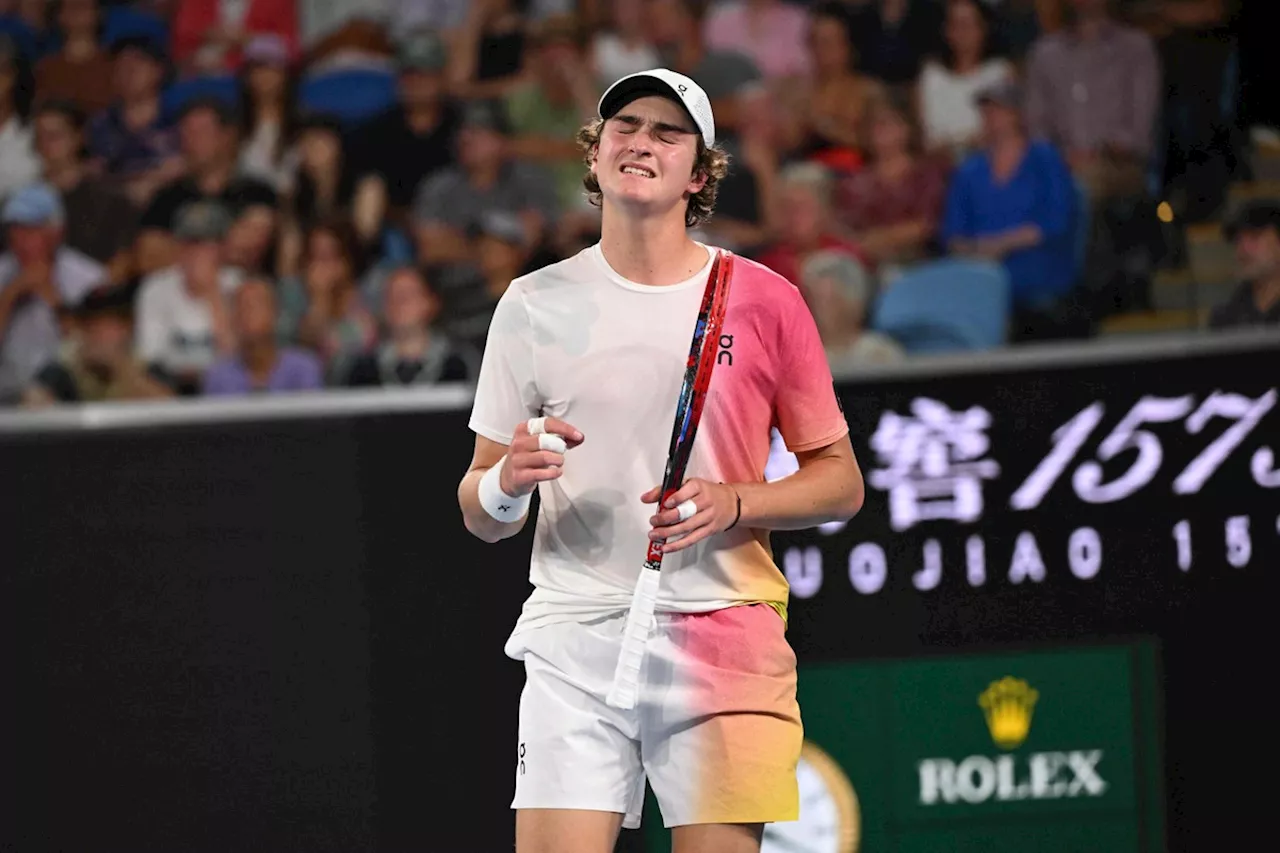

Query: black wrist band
left=725, top=486, right=742, bottom=530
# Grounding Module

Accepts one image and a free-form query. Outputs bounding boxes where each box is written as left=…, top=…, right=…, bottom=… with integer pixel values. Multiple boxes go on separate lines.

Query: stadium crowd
left=0, top=0, right=1269, bottom=407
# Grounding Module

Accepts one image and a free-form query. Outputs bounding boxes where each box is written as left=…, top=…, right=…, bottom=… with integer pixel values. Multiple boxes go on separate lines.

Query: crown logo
left=978, top=677, right=1038, bottom=750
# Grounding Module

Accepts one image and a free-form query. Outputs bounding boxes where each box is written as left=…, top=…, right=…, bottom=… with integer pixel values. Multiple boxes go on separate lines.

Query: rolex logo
left=978, top=677, right=1038, bottom=750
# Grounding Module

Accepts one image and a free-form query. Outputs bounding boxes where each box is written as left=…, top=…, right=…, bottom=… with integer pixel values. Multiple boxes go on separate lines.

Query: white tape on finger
left=527, top=417, right=548, bottom=435
left=538, top=433, right=567, bottom=454
left=676, top=499, right=697, bottom=522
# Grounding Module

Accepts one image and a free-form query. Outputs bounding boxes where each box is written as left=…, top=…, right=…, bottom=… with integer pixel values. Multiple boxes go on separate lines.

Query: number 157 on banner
left=1010, top=389, right=1280, bottom=510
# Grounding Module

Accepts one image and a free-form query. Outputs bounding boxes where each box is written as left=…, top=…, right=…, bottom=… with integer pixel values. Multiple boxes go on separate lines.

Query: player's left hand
left=642, top=478, right=740, bottom=554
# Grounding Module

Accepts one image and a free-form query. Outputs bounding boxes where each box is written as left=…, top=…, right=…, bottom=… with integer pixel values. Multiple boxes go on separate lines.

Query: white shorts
left=509, top=603, right=802, bottom=829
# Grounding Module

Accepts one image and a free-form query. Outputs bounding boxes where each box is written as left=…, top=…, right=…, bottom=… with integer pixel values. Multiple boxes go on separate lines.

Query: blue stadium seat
left=871, top=259, right=1011, bottom=354
left=103, top=7, right=169, bottom=47
left=298, top=69, right=397, bottom=128
left=161, top=75, right=240, bottom=122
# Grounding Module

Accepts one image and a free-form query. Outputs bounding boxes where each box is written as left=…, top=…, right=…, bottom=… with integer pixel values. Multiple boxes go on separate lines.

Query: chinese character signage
left=764, top=343, right=1280, bottom=661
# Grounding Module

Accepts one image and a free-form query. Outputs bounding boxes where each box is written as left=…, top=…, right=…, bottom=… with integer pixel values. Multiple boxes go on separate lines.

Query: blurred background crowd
left=0, top=0, right=1273, bottom=408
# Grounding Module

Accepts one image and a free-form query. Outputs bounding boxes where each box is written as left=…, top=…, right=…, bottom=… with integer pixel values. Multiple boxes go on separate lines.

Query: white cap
left=597, top=68, right=715, bottom=148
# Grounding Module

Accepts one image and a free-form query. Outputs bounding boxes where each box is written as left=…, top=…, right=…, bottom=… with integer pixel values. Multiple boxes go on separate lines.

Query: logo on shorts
left=717, top=333, right=734, bottom=367
left=518, top=742, right=527, bottom=775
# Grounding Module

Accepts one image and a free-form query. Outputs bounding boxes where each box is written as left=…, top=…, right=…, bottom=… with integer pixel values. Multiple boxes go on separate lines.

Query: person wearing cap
left=346, top=30, right=461, bottom=236
left=35, top=100, right=140, bottom=285
left=1208, top=202, right=1280, bottom=330
left=0, top=34, right=40, bottom=207
left=86, top=35, right=182, bottom=207
left=33, top=0, right=116, bottom=116
left=941, top=77, right=1079, bottom=326
left=136, top=96, right=277, bottom=275
left=22, top=284, right=172, bottom=407
left=459, top=69, right=862, bottom=851
left=134, top=200, right=243, bottom=394
left=0, top=183, right=106, bottom=403
left=432, top=208, right=533, bottom=354
left=412, top=98, right=557, bottom=273
left=345, top=265, right=476, bottom=388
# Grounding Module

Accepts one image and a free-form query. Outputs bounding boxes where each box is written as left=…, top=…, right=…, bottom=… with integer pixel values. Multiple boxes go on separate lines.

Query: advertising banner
left=644, top=642, right=1163, bottom=853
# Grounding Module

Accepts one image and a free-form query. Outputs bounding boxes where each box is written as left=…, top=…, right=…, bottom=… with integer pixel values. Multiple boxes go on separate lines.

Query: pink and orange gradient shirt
left=469, top=243, right=848, bottom=657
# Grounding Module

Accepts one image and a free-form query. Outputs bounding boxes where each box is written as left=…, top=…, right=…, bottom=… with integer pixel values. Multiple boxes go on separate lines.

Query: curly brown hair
left=576, top=117, right=731, bottom=228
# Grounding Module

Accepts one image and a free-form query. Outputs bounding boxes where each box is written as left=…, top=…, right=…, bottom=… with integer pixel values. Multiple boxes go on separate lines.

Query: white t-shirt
left=919, top=59, right=1013, bottom=155
left=135, top=266, right=243, bottom=375
left=468, top=243, right=849, bottom=658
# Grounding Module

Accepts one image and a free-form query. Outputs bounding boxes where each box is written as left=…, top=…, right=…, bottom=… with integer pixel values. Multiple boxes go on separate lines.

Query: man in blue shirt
left=941, top=79, right=1080, bottom=326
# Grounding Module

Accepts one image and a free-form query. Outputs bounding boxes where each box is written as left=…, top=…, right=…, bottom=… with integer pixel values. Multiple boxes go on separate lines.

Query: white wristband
left=478, top=457, right=531, bottom=523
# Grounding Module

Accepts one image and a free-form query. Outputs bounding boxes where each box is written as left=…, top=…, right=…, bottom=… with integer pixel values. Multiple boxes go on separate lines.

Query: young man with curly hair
left=458, top=69, right=865, bottom=853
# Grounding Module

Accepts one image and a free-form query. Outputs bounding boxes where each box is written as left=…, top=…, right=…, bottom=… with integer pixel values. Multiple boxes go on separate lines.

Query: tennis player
left=458, top=69, right=865, bottom=853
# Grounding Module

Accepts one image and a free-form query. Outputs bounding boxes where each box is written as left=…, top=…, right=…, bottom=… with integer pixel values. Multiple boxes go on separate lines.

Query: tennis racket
left=605, top=249, right=736, bottom=710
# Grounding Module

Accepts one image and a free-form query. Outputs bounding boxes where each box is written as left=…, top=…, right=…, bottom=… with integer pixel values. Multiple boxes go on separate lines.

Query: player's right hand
left=500, top=418, right=585, bottom=497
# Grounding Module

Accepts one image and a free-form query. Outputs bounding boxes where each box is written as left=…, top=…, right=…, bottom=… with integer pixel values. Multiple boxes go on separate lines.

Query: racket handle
left=605, top=568, right=662, bottom=710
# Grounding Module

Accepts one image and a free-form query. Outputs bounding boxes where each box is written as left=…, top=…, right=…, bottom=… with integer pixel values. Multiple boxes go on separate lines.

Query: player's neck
left=598, top=209, right=708, bottom=286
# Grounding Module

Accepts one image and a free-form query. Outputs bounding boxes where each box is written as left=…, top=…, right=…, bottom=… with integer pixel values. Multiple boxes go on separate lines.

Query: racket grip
left=605, top=568, right=662, bottom=710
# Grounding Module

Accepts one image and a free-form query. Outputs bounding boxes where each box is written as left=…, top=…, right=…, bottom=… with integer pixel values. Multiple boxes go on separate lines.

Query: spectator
left=791, top=2, right=883, bottom=171
left=277, top=218, right=377, bottom=384
left=280, top=112, right=356, bottom=275
left=800, top=250, right=905, bottom=374
left=590, top=0, right=661, bottom=86
left=941, top=81, right=1078, bottom=320
left=446, top=0, right=528, bottom=100
left=691, top=116, right=774, bottom=254
left=647, top=0, right=763, bottom=141
left=703, top=0, right=811, bottom=82
left=237, top=34, right=297, bottom=192
left=223, top=203, right=278, bottom=277
left=86, top=35, right=182, bottom=209
left=204, top=277, right=323, bottom=395
left=388, top=0, right=471, bottom=35
left=22, top=284, right=172, bottom=407
left=0, top=184, right=105, bottom=403
left=835, top=91, right=948, bottom=266
left=919, top=0, right=1014, bottom=159
left=34, top=100, right=139, bottom=285
left=302, top=9, right=394, bottom=73
left=0, top=33, right=39, bottom=207
left=171, top=0, right=299, bottom=74
left=412, top=99, right=557, bottom=275
left=505, top=15, right=598, bottom=211
left=849, top=0, right=945, bottom=87
left=347, top=30, right=460, bottom=244
left=1208, top=202, right=1280, bottom=330
left=434, top=209, right=531, bottom=353
left=1025, top=0, right=1159, bottom=202
left=347, top=265, right=475, bottom=387
left=33, top=0, right=115, bottom=116
left=136, top=97, right=277, bottom=274
left=134, top=201, right=242, bottom=394
left=757, top=162, right=866, bottom=288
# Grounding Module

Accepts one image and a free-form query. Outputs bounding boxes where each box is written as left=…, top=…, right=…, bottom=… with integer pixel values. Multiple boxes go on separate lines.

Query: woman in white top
left=918, top=0, right=1012, bottom=159
left=237, top=34, right=298, bottom=192
left=590, top=0, right=661, bottom=88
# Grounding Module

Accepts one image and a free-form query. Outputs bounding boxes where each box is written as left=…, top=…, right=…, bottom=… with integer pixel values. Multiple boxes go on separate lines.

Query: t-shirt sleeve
left=468, top=284, right=541, bottom=445
left=771, top=281, right=848, bottom=452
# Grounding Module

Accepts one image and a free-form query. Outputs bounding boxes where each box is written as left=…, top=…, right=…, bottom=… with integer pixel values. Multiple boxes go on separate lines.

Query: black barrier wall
left=2, top=334, right=1277, bottom=852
